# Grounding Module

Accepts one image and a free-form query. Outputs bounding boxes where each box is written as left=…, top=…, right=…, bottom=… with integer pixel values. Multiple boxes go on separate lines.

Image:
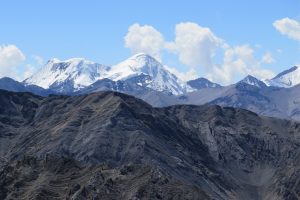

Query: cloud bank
left=124, top=22, right=275, bottom=84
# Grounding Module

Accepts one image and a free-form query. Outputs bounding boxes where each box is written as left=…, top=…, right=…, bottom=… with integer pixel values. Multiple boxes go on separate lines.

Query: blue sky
left=0, top=0, right=299, bottom=84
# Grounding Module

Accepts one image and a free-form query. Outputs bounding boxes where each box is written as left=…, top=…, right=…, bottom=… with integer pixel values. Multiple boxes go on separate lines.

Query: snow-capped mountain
left=24, top=58, right=110, bottom=93
left=264, top=66, right=300, bottom=88
left=187, top=77, right=221, bottom=90
left=24, top=53, right=189, bottom=95
left=104, top=53, right=188, bottom=95
left=238, top=75, right=267, bottom=88
left=1, top=60, right=299, bottom=120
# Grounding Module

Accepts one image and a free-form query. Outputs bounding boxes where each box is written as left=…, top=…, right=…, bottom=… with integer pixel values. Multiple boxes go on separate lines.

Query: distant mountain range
left=1, top=53, right=300, bottom=120
left=24, top=53, right=190, bottom=95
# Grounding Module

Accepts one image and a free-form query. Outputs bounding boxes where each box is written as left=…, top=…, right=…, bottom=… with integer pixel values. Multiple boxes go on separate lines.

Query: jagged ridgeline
left=1, top=90, right=300, bottom=199
left=1, top=54, right=300, bottom=121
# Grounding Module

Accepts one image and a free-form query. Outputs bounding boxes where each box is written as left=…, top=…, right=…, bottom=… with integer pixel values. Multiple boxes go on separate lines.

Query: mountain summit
left=187, top=77, right=221, bottom=90
left=106, top=53, right=188, bottom=95
left=24, top=53, right=189, bottom=95
left=238, top=75, right=267, bottom=88
left=23, top=58, right=110, bottom=93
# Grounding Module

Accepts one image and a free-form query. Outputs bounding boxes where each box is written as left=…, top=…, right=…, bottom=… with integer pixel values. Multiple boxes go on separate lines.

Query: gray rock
left=1, top=90, right=300, bottom=199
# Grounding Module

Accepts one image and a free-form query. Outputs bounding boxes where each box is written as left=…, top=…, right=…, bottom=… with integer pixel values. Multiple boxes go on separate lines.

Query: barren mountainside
left=1, top=90, right=300, bottom=199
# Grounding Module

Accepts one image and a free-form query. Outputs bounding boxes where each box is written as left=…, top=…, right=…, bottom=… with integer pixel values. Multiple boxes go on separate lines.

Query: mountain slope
left=264, top=66, right=300, bottom=87
left=0, top=77, right=53, bottom=96
left=180, top=80, right=300, bottom=121
left=187, top=77, right=221, bottom=90
left=23, top=54, right=189, bottom=95
left=239, top=75, right=267, bottom=88
left=146, top=74, right=300, bottom=121
left=1, top=90, right=300, bottom=199
left=76, top=74, right=185, bottom=107
left=1, top=156, right=209, bottom=200
left=104, top=53, right=188, bottom=95
left=24, top=58, right=110, bottom=93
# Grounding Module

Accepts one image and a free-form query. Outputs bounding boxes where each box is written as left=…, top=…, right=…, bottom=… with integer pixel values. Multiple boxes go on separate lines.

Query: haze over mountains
left=1, top=53, right=300, bottom=120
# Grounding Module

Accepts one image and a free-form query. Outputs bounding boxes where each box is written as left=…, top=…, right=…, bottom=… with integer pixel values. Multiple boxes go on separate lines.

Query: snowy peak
left=47, top=58, right=60, bottom=63
left=129, top=53, right=159, bottom=66
left=187, top=78, right=221, bottom=90
left=48, top=57, right=102, bottom=72
left=106, top=53, right=163, bottom=80
left=23, top=53, right=190, bottom=95
left=105, top=53, right=188, bottom=95
left=239, top=75, right=267, bottom=88
left=24, top=58, right=110, bottom=93
left=265, top=66, right=300, bottom=88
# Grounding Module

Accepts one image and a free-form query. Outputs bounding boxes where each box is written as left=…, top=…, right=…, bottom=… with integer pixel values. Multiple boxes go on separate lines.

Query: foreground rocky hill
left=0, top=90, right=300, bottom=199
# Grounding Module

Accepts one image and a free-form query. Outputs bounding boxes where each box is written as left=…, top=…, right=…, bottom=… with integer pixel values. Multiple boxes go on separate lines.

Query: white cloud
left=32, top=55, right=44, bottom=65
left=124, top=23, right=164, bottom=61
left=207, top=45, right=275, bottom=84
left=21, top=55, right=44, bottom=80
left=273, top=17, right=300, bottom=41
left=165, top=22, right=223, bottom=69
left=23, top=64, right=37, bottom=79
left=165, top=23, right=274, bottom=84
left=0, top=45, right=44, bottom=80
left=261, top=52, right=275, bottom=64
left=124, top=22, right=275, bottom=84
left=0, top=44, right=26, bottom=80
left=164, top=65, right=198, bottom=82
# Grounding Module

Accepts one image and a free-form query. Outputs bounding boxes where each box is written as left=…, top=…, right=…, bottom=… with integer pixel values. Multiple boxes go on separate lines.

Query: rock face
left=1, top=90, right=300, bottom=199
left=0, top=156, right=209, bottom=200
left=187, top=77, right=221, bottom=90
left=238, top=75, right=267, bottom=88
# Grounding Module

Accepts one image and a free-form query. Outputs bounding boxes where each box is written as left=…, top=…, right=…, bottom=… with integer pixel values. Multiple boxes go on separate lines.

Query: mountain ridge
left=264, top=65, right=300, bottom=88
left=23, top=57, right=110, bottom=93
left=187, top=77, right=221, bottom=89
left=1, top=90, right=300, bottom=199
left=2, top=54, right=300, bottom=121
left=22, top=53, right=300, bottom=95
left=238, top=75, right=267, bottom=88
left=24, top=53, right=192, bottom=95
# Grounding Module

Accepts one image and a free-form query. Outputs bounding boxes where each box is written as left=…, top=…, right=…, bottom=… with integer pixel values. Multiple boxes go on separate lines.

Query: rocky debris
left=0, top=156, right=209, bottom=200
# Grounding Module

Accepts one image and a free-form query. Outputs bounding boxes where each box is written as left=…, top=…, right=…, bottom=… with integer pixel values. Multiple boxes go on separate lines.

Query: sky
left=0, top=0, right=300, bottom=84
